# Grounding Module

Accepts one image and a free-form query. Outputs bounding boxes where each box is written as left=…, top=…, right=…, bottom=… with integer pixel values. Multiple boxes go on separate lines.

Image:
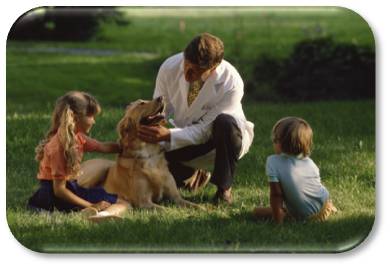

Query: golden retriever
left=77, top=97, right=201, bottom=210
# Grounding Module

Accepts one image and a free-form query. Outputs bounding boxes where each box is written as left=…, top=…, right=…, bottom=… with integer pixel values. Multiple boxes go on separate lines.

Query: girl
left=253, top=117, right=337, bottom=224
left=28, top=91, right=128, bottom=222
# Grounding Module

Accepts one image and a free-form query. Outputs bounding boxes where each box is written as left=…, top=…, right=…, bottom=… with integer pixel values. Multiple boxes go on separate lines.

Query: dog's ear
left=117, top=116, right=136, bottom=148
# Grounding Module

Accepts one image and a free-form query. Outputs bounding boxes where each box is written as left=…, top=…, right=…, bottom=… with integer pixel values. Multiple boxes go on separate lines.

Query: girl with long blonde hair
left=28, top=91, right=128, bottom=221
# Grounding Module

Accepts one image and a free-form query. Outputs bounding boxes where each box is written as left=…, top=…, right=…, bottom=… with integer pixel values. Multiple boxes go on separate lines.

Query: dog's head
left=117, top=96, right=166, bottom=149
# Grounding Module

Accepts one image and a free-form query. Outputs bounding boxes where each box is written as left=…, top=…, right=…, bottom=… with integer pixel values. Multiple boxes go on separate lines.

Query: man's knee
left=212, top=114, right=242, bottom=145
left=213, top=114, right=239, bottom=136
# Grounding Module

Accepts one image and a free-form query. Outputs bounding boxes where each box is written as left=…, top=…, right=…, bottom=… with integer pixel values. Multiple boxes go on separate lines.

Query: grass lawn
left=6, top=7, right=375, bottom=253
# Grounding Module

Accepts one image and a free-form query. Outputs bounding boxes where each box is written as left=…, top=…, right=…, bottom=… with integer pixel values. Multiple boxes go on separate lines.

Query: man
left=138, top=33, right=254, bottom=205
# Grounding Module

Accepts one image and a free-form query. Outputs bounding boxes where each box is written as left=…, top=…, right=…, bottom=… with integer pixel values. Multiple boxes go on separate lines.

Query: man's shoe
left=183, top=169, right=211, bottom=192
left=212, top=188, right=233, bottom=205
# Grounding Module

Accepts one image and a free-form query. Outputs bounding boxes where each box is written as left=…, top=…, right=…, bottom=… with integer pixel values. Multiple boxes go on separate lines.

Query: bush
left=247, top=38, right=375, bottom=101
left=8, top=7, right=128, bottom=41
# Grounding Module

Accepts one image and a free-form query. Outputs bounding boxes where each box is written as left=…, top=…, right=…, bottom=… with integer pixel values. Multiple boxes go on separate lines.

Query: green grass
left=6, top=7, right=374, bottom=112
left=6, top=101, right=375, bottom=253
left=6, top=7, right=375, bottom=253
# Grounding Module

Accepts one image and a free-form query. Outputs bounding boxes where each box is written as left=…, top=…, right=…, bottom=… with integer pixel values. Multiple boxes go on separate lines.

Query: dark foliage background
left=8, top=8, right=375, bottom=102
left=8, top=7, right=128, bottom=41
left=247, top=38, right=375, bottom=101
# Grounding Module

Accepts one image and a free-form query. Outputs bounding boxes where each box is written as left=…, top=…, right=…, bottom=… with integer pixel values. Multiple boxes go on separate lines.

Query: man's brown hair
left=184, top=32, right=224, bottom=69
left=271, top=117, right=313, bottom=157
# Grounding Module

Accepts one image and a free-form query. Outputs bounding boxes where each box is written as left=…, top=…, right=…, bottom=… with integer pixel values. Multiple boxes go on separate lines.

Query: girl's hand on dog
left=91, top=201, right=111, bottom=211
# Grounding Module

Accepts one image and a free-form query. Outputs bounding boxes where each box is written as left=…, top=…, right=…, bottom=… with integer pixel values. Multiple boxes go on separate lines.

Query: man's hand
left=138, top=125, right=171, bottom=143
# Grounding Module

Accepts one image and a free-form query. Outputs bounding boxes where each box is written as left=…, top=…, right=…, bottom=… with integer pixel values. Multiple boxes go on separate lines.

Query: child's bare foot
left=88, top=211, right=123, bottom=223
left=80, top=207, right=98, bottom=218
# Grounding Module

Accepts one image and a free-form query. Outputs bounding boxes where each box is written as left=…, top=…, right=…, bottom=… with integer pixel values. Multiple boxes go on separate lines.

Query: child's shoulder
left=295, top=156, right=320, bottom=174
left=301, top=156, right=317, bottom=165
left=304, top=157, right=320, bottom=170
left=267, top=154, right=315, bottom=166
left=267, top=153, right=288, bottom=161
left=266, top=154, right=285, bottom=165
left=267, top=154, right=280, bottom=161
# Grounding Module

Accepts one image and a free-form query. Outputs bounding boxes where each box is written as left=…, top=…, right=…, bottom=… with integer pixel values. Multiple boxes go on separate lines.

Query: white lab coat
left=153, top=53, right=254, bottom=169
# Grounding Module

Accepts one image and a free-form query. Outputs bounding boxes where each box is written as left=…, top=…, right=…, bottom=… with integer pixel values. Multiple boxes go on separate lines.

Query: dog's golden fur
left=77, top=98, right=200, bottom=209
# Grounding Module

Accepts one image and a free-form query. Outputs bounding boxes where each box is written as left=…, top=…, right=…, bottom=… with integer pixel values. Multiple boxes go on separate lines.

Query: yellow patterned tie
left=187, top=80, right=204, bottom=106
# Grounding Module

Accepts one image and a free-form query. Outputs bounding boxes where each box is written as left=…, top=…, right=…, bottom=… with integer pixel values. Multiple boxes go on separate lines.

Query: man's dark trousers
left=165, top=113, right=242, bottom=191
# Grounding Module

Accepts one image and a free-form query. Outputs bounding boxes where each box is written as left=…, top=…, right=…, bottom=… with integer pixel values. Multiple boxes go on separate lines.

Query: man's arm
left=149, top=55, right=244, bottom=150
left=168, top=84, right=243, bottom=149
left=138, top=125, right=170, bottom=143
left=138, top=86, right=243, bottom=147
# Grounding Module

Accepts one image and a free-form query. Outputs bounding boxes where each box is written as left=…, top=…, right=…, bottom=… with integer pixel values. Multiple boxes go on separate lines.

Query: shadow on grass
left=8, top=207, right=374, bottom=254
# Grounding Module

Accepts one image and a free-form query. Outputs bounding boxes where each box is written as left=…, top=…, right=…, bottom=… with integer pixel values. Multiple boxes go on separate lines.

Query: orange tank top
left=37, top=132, right=101, bottom=180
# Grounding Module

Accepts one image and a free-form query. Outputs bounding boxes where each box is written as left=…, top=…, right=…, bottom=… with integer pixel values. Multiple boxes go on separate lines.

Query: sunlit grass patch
left=6, top=101, right=375, bottom=252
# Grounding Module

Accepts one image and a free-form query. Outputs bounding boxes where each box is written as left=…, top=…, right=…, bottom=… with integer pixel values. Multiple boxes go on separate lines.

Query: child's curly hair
left=271, top=117, right=313, bottom=157
left=35, top=91, right=101, bottom=177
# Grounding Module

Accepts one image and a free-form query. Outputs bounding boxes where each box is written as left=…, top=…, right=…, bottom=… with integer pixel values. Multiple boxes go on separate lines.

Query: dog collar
left=119, top=148, right=164, bottom=160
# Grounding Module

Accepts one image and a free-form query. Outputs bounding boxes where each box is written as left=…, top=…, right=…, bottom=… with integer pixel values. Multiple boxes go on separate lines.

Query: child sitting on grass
left=27, top=91, right=128, bottom=222
left=253, top=117, right=337, bottom=224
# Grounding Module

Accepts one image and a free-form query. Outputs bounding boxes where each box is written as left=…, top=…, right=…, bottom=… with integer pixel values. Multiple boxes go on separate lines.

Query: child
left=253, top=117, right=336, bottom=224
left=28, top=91, right=128, bottom=222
